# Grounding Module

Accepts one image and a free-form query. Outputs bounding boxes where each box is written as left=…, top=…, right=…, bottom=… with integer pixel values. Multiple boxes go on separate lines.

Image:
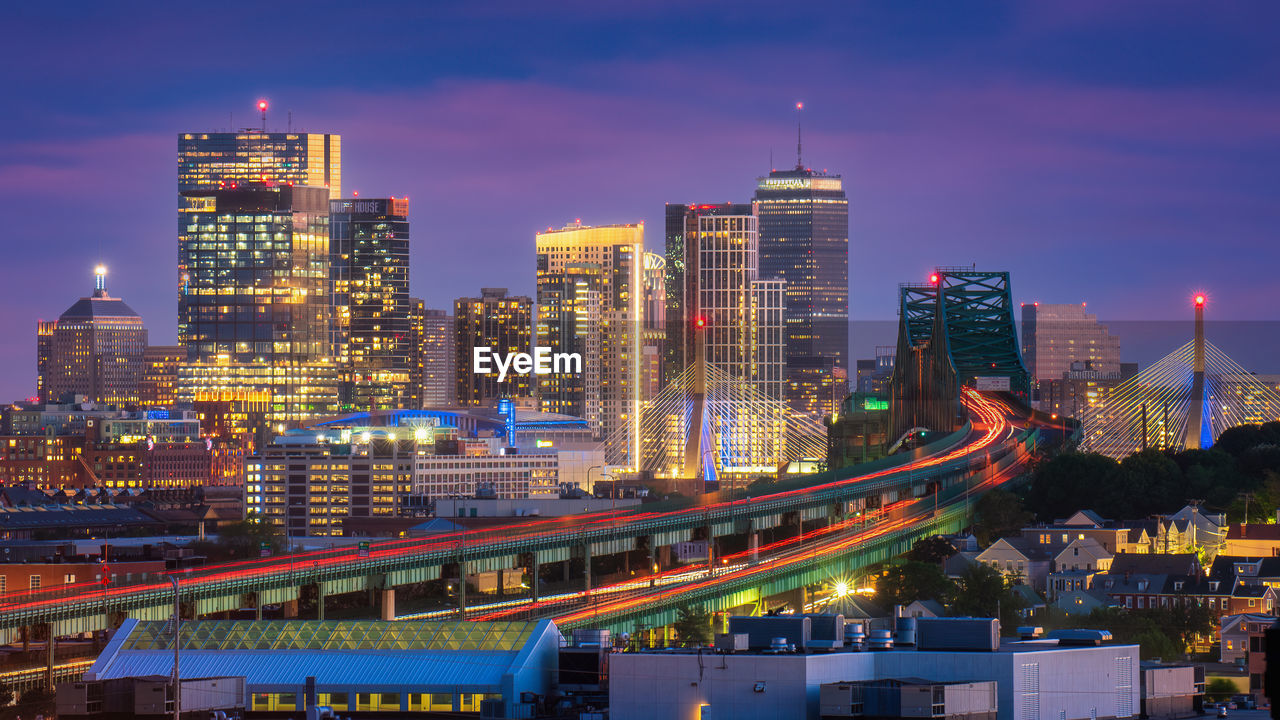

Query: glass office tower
left=330, top=197, right=412, bottom=409
left=179, top=132, right=341, bottom=197
left=178, top=185, right=332, bottom=364
left=752, top=168, right=849, bottom=378
left=535, top=222, right=643, bottom=460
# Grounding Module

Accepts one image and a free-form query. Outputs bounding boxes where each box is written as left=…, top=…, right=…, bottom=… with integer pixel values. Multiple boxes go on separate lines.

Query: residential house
left=1021, top=511, right=1148, bottom=556
left=1096, top=570, right=1275, bottom=620
left=1219, top=612, right=1276, bottom=698
left=1047, top=537, right=1114, bottom=600
left=1224, top=524, right=1280, bottom=558
left=1053, top=587, right=1119, bottom=616
left=901, top=599, right=945, bottom=619
left=1208, top=555, right=1280, bottom=590
left=974, top=537, right=1053, bottom=591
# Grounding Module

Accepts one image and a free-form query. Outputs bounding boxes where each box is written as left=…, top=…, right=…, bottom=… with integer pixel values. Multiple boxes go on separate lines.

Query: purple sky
left=2, top=2, right=1279, bottom=401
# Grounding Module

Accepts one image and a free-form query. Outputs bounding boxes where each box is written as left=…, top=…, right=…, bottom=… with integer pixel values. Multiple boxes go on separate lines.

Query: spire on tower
left=795, top=101, right=804, bottom=170
left=94, top=265, right=107, bottom=297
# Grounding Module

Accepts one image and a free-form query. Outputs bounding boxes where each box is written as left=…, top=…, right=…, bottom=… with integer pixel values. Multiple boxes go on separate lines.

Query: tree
left=672, top=604, right=713, bottom=647
left=874, top=561, right=954, bottom=609
left=907, top=536, right=956, bottom=565
left=948, top=562, right=1007, bottom=619
left=1025, top=452, right=1121, bottom=521
left=1206, top=678, right=1238, bottom=702
left=973, top=489, right=1031, bottom=544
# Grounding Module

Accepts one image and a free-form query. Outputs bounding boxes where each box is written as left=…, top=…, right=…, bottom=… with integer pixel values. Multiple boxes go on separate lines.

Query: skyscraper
left=330, top=197, right=412, bottom=409
left=641, top=251, right=667, bottom=401
left=179, top=130, right=340, bottom=197
left=663, top=203, right=753, bottom=382
left=535, top=222, right=643, bottom=455
left=413, top=304, right=455, bottom=407
left=536, top=263, right=603, bottom=431
left=1021, top=303, right=1121, bottom=383
left=753, top=155, right=849, bottom=403
left=38, top=267, right=148, bottom=405
left=455, top=288, right=534, bottom=406
left=175, top=123, right=344, bottom=425
left=179, top=185, right=332, bottom=364
left=664, top=205, right=784, bottom=398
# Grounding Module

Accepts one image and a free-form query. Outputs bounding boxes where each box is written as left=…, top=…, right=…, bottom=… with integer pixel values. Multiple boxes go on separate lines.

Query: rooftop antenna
left=257, top=99, right=268, bottom=132
left=795, top=101, right=804, bottom=169
left=288, top=110, right=292, bottom=133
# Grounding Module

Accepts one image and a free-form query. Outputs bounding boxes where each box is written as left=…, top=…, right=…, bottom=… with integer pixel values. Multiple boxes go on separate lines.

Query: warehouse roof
left=87, top=618, right=560, bottom=692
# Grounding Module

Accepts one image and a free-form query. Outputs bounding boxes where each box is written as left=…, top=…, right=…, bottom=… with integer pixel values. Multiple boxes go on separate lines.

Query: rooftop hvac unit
left=915, top=617, right=1000, bottom=652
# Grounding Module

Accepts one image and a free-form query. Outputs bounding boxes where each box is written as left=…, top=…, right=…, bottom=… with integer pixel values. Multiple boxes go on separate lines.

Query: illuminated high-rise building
left=179, top=185, right=332, bottom=364
left=412, top=303, right=455, bottom=407
left=176, top=120, right=343, bottom=425
left=664, top=205, right=784, bottom=398
left=178, top=129, right=340, bottom=197
left=454, top=288, right=534, bottom=406
left=753, top=160, right=849, bottom=397
left=38, top=267, right=148, bottom=405
left=330, top=197, right=412, bottom=410
left=641, top=251, right=667, bottom=401
left=1021, top=303, right=1121, bottom=383
left=664, top=203, right=753, bottom=381
left=140, top=345, right=185, bottom=406
left=536, top=263, right=603, bottom=432
left=535, top=222, right=643, bottom=460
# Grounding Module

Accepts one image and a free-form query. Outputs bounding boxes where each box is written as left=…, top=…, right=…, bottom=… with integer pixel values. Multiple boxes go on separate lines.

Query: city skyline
left=4, top=2, right=1280, bottom=403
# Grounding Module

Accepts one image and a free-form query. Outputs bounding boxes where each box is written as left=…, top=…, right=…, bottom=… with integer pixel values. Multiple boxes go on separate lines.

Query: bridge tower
left=1183, top=294, right=1207, bottom=449
left=888, top=269, right=1030, bottom=441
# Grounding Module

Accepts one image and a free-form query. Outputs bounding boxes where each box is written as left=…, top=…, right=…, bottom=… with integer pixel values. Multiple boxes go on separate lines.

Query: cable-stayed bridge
left=1081, top=297, right=1280, bottom=457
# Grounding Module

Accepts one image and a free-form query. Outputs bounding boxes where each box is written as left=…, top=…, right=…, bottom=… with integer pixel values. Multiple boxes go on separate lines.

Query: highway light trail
left=0, top=389, right=1024, bottom=619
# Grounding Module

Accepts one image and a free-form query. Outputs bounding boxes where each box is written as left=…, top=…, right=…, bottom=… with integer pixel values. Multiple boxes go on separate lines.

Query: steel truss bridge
left=0, top=267, right=1065, bottom=688
left=890, top=269, right=1030, bottom=441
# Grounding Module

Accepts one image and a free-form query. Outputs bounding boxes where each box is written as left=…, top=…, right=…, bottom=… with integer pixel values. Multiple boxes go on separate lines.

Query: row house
left=1046, top=537, right=1114, bottom=599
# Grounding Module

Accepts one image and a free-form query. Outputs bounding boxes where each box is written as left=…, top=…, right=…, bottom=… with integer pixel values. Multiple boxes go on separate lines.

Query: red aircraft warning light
left=1195, top=295, right=1205, bottom=306
left=929, top=273, right=939, bottom=285
left=694, top=316, right=706, bottom=328
left=258, top=100, right=268, bottom=112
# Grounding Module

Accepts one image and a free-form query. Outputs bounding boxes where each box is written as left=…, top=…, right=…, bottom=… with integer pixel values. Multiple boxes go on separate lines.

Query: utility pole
left=168, top=576, right=181, bottom=720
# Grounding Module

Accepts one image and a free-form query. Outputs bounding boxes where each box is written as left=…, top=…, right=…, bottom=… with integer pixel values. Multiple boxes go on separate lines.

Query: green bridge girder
left=0, top=420, right=1032, bottom=643
left=891, top=269, right=1030, bottom=441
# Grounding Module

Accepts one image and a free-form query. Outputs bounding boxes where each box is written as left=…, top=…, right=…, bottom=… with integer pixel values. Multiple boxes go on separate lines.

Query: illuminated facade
left=179, top=185, right=332, bottom=364
left=246, top=439, right=413, bottom=536
left=330, top=197, right=412, bottom=410
left=666, top=209, right=785, bottom=399
left=178, top=131, right=340, bottom=198
left=785, top=355, right=847, bottom=419
left=454, top=288, right=534, bottom=406
left=663, top=203, right=752, bottom=381
left=38, top=268, right=148, bottom=405
left=140, top=345, right=185, bottom=406
left=641, top=252, right=666, bottom=401
left=1021, top=303, right=1122, bottom=384
left=535, top=222, right=643, bottom=463
left=176, top=361, right=343, bottom=426
left=416, top=306, right=455, bottom=406
left=535, top=263, right=602, bottom=432
left=753, top=168, right=849, bottom=410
